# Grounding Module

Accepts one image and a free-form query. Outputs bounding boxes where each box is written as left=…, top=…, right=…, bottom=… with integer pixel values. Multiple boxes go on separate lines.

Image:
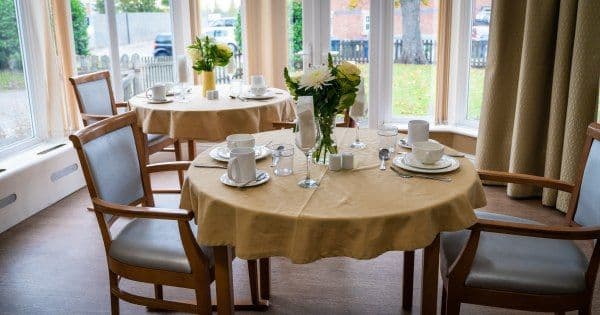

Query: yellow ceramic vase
left=201, top=71, right=216, bottom=97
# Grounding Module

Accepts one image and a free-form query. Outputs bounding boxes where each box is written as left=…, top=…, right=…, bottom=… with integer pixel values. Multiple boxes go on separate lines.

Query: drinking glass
left=225, top=62, right=237, bottom=83
left=294, top=119, right=320, bottom=188
left=378, top=125, right=398, bottom=153
left=350, top=108, right=368, bottom=149
left=270, top=143, right=294, bottom=176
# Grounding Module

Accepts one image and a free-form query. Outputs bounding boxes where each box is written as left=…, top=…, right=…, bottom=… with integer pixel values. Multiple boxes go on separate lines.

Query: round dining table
left=180, top=127, right=487, bottom=314
left=129, top=85, right=295, bottom=159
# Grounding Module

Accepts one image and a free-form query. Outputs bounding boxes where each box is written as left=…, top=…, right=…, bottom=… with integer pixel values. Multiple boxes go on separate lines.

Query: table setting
left=179, top=53, right=487, bottom=315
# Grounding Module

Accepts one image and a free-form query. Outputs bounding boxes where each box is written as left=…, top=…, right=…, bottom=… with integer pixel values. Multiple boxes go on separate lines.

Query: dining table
left=179, top=127, right=487, bottom=314
left=129, top=85, right=296, bottom=159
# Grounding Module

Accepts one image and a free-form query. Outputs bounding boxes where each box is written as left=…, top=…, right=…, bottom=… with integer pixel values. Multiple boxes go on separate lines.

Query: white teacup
left=228, top=147, right=257, bottom=183
left=226, top=134, right=255, bottom=151
left=146, top=83, right=169, bottom=101
left=407, top=120, right=429, bottom=145
left=250, top=75, right=266, bottom=96
left=412, top=141, right=444, bottom=164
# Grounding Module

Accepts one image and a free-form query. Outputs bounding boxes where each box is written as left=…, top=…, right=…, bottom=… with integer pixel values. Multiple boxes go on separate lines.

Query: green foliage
left=0, top=0, right=20, bottom=69
left=234, top=10, right=242, bottom=50
left=188, top=36, right=233, bottom=72
left=95, top=0, right=162, bottom=13
left=289, top=0, right=302, bottom=69
left=71, top=0, right=89, bottom=55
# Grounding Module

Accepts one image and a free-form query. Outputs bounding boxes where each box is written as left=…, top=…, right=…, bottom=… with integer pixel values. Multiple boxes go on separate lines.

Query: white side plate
left=220, top=169, right=270, bottom=187
left=209, top=145, right=271, bottom=162
left=393, top=155, right=459, bottom=174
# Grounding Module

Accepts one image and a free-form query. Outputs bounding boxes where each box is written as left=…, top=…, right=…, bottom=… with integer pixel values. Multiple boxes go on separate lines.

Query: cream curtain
left=244, top=0, right=288, bottom=89
left=189, top=0, right=201, bottom=85
left=476, top=0, right=600, bottom=211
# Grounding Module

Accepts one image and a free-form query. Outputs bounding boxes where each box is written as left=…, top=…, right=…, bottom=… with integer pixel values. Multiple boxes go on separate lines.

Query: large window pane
left=200, top=0, right=244, bottom=83
left=467, top=0, right=491, bottom=120
left=287, top=0, right=302, bottom=75
left=71, top=0, right=111, bottom=75
left=392, top=0, right=438, bottom=119
left=331, top=0, right=370, bottom=107
left=0, top=0, right=33, bottom=149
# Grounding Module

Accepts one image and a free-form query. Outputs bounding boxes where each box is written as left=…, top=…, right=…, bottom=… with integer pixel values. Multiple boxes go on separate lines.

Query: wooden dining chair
left=271, top=109, right=355, bottom=129
left=69, top=111, right=266, bottom=314
left=437, top=122, right=600, bottom=314
left=69, top=70, right=184, bottom=185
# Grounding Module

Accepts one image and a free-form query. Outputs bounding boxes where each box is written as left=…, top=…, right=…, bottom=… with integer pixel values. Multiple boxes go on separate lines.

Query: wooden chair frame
left=439, top=122, right=600, bottom=315
left=70, top=112, right=267, bottom=314
left=69, top=70, right=184, bottom=185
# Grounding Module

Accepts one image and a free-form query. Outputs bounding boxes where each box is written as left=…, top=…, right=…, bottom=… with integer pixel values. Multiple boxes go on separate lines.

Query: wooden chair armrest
left=470, top=218, right=600, bottom=240
left=115, top=101, right=128, bottom=108
left=82, top=113, right=111, bottom=123
left=146, top=161, right=192, bottom=173
left=477, top=169, right=574, bottom=193
left=272, top=121, right=295, bottom=129
left=92, top=198, right=193, bottom=221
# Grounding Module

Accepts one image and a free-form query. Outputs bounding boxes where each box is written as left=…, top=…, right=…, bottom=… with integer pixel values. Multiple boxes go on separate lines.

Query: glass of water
left=378, top=125, right=398, bottom=153
left=270, top=143, right=294, bottom=176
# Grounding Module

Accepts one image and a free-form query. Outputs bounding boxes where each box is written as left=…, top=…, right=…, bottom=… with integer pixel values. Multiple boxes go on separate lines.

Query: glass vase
left=312, top=115, right=338, bottom=165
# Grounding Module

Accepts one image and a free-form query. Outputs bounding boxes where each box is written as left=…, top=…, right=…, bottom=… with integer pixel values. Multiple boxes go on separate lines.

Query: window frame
left=0, top=0, right=47, bottom=160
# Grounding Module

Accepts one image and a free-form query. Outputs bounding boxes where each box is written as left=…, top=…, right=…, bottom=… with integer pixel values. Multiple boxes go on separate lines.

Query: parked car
left=201, top=26, right=239, bottom=52
left=209, top=17, right=235, bottom=27
left=471, top=20, right=489, bottom=41
left=153, top=33, right=172, bottom=57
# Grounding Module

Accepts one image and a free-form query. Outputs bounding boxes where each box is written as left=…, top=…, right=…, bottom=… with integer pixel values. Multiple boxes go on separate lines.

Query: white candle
left=177, top=55, right=188, bottom=83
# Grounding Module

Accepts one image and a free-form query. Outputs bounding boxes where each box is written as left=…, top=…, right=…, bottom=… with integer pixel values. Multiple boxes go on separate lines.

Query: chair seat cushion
left=109, top=218, right=214, bottom=273
left=147, top=133, right=169, bottom=146
left=440, top=211, right=589, bottom=295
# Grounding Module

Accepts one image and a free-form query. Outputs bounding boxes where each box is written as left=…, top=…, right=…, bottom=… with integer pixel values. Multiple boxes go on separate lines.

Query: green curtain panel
left=475, top=0, right=600, bottom=211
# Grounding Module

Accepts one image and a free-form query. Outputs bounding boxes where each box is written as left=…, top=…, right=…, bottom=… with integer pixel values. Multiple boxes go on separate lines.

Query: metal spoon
left=240, top=172, right=268, bottom=188
left=270, top=145, right=285, bottom=167
left=378, top=148, right=390, bottom=170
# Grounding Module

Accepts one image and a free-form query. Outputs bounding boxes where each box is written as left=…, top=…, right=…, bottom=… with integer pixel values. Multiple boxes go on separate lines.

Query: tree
left=234, top=10, right=242, bottom=51
left=95, top=0, right=161, bottom=13
left=71, top=0, right=89, bottom=56
left=95, top=0, right=105, bottom=14
left=398, top=0, right=427, bottom=64
left=0, top=0, right=20, bottom=69
left=290, top=0, right=302, bottom=70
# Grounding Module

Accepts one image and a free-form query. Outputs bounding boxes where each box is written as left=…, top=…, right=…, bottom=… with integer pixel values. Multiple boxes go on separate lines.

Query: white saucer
left=399, top=138, right=439, bottom=149
left=403, top=153, right=453, bottom=170
left=393, top=154, right=459, bottom=174
left=220, top=169, right=270, bottom=187
left=241, top=91, right=275, bottom=100
left=209, top=145, right=271, bottom=162
left=147, top=98, right=173, bottom=104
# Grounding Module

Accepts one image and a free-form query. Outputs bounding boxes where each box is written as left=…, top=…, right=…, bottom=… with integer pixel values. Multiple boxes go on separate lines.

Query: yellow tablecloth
left=129, top=86, right=295, bottom=141
left=180, top=128, right=486, bottom=263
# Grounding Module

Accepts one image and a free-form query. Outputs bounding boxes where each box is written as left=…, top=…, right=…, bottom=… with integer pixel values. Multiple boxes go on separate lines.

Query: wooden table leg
left=214, top=246, right=234, bottom=315
left=188, top=139, right=196, bottom=160
left=259, top=258, right=271, bottom=300
left=421, top=235, right=440, bottom=315
left=403, top=250, right=415, bottom=311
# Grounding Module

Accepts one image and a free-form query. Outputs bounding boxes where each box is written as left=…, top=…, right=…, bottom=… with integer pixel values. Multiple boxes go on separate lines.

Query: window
left=0, top=0, right=35, bottom=153
left=286, top=0, right=302, bottom=75
left=391, top=0, right=439, bottom=121
left=466, top=0, right=491, bottom=121
left=363, top=14, right=370, bottom=34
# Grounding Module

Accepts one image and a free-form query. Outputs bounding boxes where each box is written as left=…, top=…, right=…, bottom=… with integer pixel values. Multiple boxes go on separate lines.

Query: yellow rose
left=216, top=43, right=232, bottom=55
left=337, top=61, right=361, bottom=77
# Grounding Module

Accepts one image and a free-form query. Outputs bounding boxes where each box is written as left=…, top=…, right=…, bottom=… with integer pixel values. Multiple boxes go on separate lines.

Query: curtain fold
left=476, top=0, right=600, bottom=211
left=244, top=0, right=288, bottom=89
left=189, top=0, right=201, bottom=84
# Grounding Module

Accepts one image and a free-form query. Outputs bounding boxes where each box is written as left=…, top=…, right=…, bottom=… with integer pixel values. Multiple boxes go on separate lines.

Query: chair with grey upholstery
left=69, top=71, right=185, bottom=184
left=439, top=122, right=600, bottom=315
left=69, top=111, right=265, bottom=314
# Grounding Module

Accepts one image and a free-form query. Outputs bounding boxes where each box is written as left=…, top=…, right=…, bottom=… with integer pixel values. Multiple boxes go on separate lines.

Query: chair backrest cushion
left=575, top=139, right=600, bottom=227
left=82, top=125, right=144, bottom=206
left=76, top=78, right=113, bottom=115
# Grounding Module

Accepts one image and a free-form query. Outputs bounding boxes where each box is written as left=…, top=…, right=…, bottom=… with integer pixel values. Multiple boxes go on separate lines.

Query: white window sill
left=0, top=139, right=72, bottom=176
left=390, top=123, right=479, bottom=138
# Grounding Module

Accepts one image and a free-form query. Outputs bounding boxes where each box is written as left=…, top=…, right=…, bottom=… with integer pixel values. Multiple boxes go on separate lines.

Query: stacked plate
left=209, top=145, right=271, bottom=162
left=240, top=91, right=276, bottom=100
left=393, top=153, right=460, bottom=174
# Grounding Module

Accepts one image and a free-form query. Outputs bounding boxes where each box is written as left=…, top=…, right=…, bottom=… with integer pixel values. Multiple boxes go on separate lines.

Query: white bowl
left=412, top=141, right=444, bottom=164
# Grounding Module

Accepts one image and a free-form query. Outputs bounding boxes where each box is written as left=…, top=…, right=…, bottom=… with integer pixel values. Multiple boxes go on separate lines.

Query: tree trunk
left=400, top=0, right=427, bottom=64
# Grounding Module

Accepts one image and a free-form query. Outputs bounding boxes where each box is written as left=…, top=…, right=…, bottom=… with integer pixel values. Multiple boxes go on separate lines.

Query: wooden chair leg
left=195, top=288, right=212, bottom=315
left=259, top=258, right=271, bottom=300
left=173, top=140, right=184, bottom=187
left=402, top=251, right=414, bottom=311
left=441, top=287, right=447, bottom=315
left=109, top=270, right=120, bottom=315
left=154, top=284, right=163, bottom=300
left=579, top=307, right=591, bottom=315
left=445, top=293, right=461, bottom=315
left=187, top=140, right=196, bottom=161
left=247, top=260, right=259, bottom=305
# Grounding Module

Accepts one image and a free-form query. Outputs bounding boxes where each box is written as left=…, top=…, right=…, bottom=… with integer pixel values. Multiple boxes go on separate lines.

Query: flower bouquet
left=284, top=54, right=362, bottom=164
left=187, top=36, right=233, bottom=96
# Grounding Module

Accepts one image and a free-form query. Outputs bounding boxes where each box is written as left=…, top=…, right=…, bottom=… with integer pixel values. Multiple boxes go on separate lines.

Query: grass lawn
left=0, top=70, right=26, bottom=90
left=357, top=64, right=485, bottom=120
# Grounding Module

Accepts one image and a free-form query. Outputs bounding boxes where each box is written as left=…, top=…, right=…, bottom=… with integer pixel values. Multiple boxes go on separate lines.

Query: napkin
left=296, top=96, right=316, bottom=148
left=349, top=79, right=366, bottom=119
